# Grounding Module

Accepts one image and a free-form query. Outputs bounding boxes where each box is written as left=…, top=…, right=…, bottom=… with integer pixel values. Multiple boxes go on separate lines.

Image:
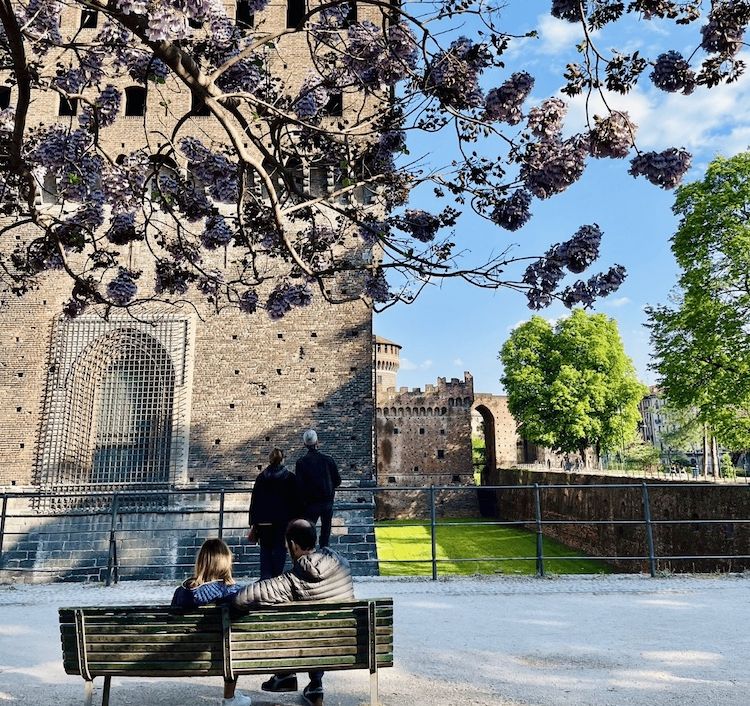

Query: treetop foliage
left=501, top=309, right=646, bottom=459
left=0, top=0, right=747, bottom=318
left=647, top=152, right=750, bottom=450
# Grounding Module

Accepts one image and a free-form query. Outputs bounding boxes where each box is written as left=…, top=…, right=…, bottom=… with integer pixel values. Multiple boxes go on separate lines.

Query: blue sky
left=375, top=6, right=750, bottom=395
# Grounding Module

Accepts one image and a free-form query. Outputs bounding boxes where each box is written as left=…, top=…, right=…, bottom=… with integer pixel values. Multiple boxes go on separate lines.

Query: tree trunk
left=711, top=436, right=720, bottom=478
left=702, top=425, right=709, bottom=478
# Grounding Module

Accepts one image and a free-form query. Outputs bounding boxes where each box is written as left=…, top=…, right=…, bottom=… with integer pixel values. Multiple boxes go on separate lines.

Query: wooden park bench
left=59, top=599, right=393, bottom=706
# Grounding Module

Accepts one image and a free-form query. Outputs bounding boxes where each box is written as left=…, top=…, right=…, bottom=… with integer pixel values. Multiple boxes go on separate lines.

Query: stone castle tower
left=0, top=2, right=381, bottom=579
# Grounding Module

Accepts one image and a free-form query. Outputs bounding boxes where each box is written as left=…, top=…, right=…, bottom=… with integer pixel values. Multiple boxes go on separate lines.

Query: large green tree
left=500, top=310, right=646, bottom=465
left=647, top=153, right=750, bottom=461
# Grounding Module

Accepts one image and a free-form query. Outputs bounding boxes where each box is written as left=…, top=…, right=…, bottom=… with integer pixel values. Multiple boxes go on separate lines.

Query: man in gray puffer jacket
left=232, top=519, right=354, bottom=706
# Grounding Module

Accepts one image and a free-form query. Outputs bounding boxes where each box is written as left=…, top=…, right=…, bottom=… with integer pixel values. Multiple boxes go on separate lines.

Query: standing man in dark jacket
left=295, top=429, right=341, bottom=548
left=233, top=519, right=354, bottom=706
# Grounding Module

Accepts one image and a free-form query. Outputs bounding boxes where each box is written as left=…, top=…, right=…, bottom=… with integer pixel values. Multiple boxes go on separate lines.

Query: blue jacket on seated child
left=171, top=579, right=243, bottom=608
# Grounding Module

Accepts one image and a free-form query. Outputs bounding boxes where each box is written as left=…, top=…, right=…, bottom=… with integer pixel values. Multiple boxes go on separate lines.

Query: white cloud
left=453, top=358, right=464, bottom=366
left=565, top=53, right=750, bottom=160
left=400, top=357, right=433, bottom=371
left=535, top=14, right=587, bottom=56
left=507, top=316, right=560, bottom=332
left=605, top=297, right=631, bottom=308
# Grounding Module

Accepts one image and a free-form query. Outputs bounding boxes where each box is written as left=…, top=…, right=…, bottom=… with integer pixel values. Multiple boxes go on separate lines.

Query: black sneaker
left=261, top=674, right=298, bottom=692
left=302, top=683, right=324, bottom=706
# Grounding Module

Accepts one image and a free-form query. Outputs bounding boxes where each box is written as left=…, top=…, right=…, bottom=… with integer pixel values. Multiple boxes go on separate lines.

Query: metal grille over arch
left=35, top=315, right=194, bottom=507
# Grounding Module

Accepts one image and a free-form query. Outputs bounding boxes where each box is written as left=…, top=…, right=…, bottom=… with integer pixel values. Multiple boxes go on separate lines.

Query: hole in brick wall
left=350, top=435, right=357, bottom=440
left=214, top=439, right=221, bottom=445
left=257, top=465, right=262, bottom=470
left=419, top=428, right=425, bottom=435
left=15, top=337, right=19, bottom=342
left=265, top=436, right=270, bottom=441
left=16, top=407, right=21, bottom=412
left=234, top=370, right=240, bottom=375
left=43, top=300, right=47, bottom=305
left=388, top=476, right=396, bottom=484
left=17, top=372, right=23, bottom=378
left=437, top=449, right=445, bottom=459
left=413, top=466, right=419, bottom=472
left=276, top=369, right=282, bottom=375
left=393, top=428, right=399, bottom=434
left=229, top=403, right=235, bottom=409
left=350, top=329, right=359, bottom=336
left=317, top=402, right=324, bottom=407
left=452, top=474, right=461, bottom=483
left=20, top=443, right=24, bottom=448
left=278, top=333, right=283, bottom=339
left=310, top=332, right=317, bottom=337
left=310, top=367, right=315, bottom=373
left=10, top=480, right=16, bottom=486
left=300, top=347, right=305, bottom=358
left=440, top=429, right=446, bottom=435
left=232, top=334, right=238, bottom=340
left=276, top=403, right=281, bottom=408
left=189, top=477, right=195, bottom=482
left=350, top=366, right=357, bottom=372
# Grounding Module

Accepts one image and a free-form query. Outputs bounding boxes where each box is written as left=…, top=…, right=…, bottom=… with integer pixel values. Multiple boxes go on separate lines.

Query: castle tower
left=374, top=336, right=402, bottom=395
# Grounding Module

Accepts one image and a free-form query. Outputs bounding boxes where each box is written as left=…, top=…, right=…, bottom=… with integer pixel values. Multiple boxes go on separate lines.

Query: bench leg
left=83, top=680, right=94, bottom=706
left=102, top=676, right=111, bottom=706
left=370, top=669, right=379, bottom=706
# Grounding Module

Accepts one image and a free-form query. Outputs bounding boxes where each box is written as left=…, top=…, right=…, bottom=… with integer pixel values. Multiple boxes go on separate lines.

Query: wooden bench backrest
left=59, top=599, right=393, bottom=679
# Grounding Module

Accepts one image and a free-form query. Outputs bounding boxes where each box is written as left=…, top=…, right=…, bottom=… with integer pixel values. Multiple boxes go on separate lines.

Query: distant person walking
left=248, top=448, right=299, bottom=579
left=295, top=430, right=341, bottom=548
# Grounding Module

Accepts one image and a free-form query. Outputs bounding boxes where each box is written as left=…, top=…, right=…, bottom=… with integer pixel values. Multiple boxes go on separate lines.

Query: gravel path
left=1, top=574, right=748, bottom=706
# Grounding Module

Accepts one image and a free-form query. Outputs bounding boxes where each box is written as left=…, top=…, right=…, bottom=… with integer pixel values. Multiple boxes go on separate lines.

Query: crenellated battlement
left=376, top=372, right=474, bottom=416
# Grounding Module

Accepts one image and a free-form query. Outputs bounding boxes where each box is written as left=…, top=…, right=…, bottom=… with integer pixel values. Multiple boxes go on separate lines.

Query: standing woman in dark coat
left=249, top=448, right=299, bottom=579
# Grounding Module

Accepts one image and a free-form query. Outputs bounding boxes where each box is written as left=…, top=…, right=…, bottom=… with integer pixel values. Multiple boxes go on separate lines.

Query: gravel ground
left=0, top=574, right=748, bottom=706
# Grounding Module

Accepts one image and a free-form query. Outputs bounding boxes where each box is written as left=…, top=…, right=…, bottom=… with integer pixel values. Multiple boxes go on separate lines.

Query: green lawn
left=375, top=518, right=612, bottom=576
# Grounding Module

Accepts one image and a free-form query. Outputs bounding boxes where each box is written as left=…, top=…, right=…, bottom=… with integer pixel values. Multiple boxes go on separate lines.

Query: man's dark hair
left=286, top=519, right=317, bottom=550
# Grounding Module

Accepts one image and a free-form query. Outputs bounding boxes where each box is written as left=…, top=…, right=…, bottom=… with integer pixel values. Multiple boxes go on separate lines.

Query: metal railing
left=0, top=481, right=748, bottom=583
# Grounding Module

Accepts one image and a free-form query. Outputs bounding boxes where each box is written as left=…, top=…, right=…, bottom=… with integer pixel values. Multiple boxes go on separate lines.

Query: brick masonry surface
left=0, top=483, right=378, bottom=582
left=489, top=468, right=750, bottom=573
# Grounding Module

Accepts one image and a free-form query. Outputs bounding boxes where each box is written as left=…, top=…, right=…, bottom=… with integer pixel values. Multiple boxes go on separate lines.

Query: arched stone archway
left=472, top=404, right=496, bottom=483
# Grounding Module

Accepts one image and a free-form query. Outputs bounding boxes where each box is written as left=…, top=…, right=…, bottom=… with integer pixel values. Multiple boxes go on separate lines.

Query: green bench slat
left=88, top=660, right=223, bottom=671
left=84, top=633, right=223, bottom=644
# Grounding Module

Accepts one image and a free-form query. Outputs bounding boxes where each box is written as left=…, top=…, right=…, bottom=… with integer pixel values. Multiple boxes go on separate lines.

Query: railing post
left=105, top=493, right=120, bottom=587
left=641, top=482, right=657, bottom=577
left=0, top=495, right=7, bottom=565
left=218, top=490, right=225, bottom=539
left=533, top=483, right=544, bottom=577
left=429, top=485, right=437, bottom=581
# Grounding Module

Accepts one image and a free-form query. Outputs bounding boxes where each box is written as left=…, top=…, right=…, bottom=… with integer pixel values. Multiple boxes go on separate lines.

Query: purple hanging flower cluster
left=79, top=85, right=122, bottom=130
left=629, top=148, right=691, bottom=189
left=266, top=282, right=313, bottom=319
left=560, top=265, right=627, bottom=308
left=105, top=212, right=141, bottom=245
left=527, top=98, right=567, bottom=139
left=201, top=215, right=234, bottom=249
left=484, top=73, right=535, bottom=125
left=364, top=268, right=390, bottom=303
left=556, top=224, right=602, bottom=273
left=520, top=135, right=589, bottom=199
left=650, top=51, right=696, bottom=94
left=238, top=288, right=259, bottom=314
left=588, top=111, right=636, bottom=159
left=490, top=189, right=532, bottom=232
left=550, top=0, right=586, bottom=23
left=395, top=209, right=441, bottom=242
left=293, top=76, right=330, bottom=119
left=700, top=2, right=750, bottom=56
left=107, top=268, right=139, bottom=305
left=180, top=137, right=238, bottom=203
left=343, top=22, right=419, bottom=87
left=425, top=37, right=491, bottom=110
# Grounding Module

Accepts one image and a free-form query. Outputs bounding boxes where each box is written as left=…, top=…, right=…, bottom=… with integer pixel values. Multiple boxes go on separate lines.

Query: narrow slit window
left=236, top=0, right=255, bottom=29
left=124, top=86, right=147, bottom=117
left=287, top=0, right=305, bottom=27
left=0, top=87, right=11, bottom=110
left=191, top=93, right=211, bottom=117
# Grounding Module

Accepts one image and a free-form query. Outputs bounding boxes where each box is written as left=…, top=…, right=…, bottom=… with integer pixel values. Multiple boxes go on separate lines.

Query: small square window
left=80, top=9, right=98, bottom=28
left=388, top=476, right=396, bottom=484
left=59, top=97, right=78, bottom=116
left=419, top=428, right=425, bottom=435
left=437, top=449, right=445, bottom=459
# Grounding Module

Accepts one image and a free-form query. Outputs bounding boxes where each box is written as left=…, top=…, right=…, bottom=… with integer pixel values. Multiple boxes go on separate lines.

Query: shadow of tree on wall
left=0, top=371, right=379, bottom=582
